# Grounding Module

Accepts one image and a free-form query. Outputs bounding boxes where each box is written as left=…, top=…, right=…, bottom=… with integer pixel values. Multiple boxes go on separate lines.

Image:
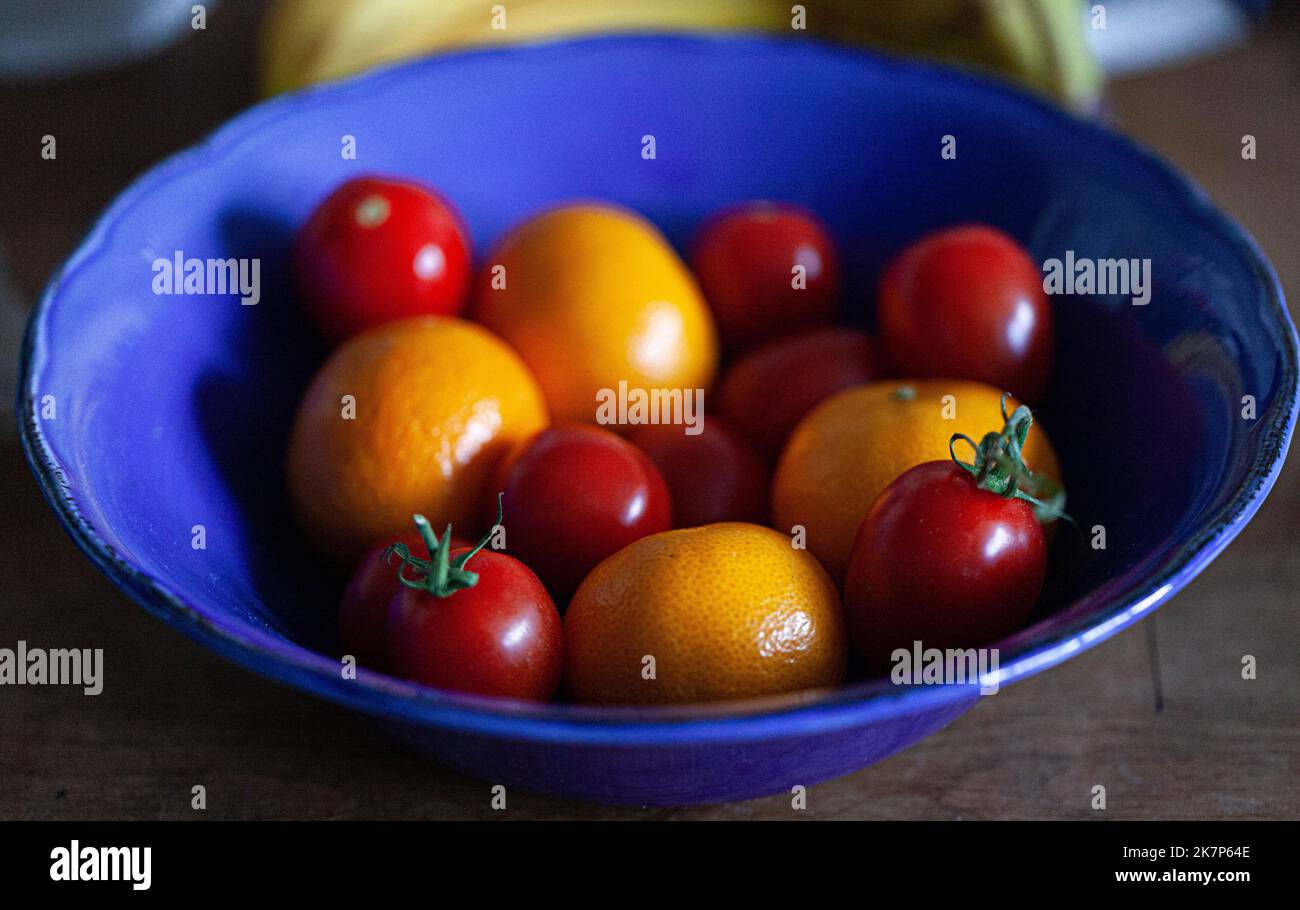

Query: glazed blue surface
left=20, top=36, right=1296, bottom=805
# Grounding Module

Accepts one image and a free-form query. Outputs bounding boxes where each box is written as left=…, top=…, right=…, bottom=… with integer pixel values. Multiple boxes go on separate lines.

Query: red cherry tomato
left=494, top=424, right=671, bottom=601
left=878, top=224, right=1052, bottom=404
left=844, top=460, right=1047, bottom=673
left=627, top=419, right=768, bottom=528
left=385, top=518, right=562, bottom=700
left=716, top=327, right=885, bottom=463
left=294, top=175, right=471, bottom=342
left=339, top=530, right=469, bottom=672
left=691, top=202, right=839, bottom=352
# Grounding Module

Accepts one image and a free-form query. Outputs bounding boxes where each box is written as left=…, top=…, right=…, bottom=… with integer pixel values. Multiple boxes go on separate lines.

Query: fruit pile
left=287, top=175, right=1064, bottom=705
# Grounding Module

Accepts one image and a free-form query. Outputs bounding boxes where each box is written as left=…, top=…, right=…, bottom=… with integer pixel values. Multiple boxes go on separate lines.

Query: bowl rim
left=18, top=32, right=1298, bottom=746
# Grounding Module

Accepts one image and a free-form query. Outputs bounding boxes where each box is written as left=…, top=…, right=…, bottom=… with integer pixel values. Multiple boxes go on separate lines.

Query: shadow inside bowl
left=192, top=208, right=335, bottom=650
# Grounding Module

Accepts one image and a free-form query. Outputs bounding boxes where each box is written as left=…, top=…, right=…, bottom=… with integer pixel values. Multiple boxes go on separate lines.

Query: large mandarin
left=564, top=523, right=847, bottom=705
left=473, top=204, right=718, bottom=423
left=287, top=316, right=547, bottom=565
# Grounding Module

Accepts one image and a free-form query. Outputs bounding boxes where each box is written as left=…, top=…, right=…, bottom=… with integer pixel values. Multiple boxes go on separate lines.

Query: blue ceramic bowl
left=20, top=36, right=1296, bottom=806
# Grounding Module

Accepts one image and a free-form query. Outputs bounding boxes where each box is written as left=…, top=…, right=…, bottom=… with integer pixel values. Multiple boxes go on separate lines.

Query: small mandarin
left=287, top=316, right=547, bottom=565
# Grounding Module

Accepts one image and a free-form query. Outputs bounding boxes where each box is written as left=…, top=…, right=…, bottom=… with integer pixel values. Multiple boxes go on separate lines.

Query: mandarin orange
left=564, top=522, right=846, bottom=705
left=473, top=204, right=717, bottom=423
left=286, top=316, right=547, bottom=565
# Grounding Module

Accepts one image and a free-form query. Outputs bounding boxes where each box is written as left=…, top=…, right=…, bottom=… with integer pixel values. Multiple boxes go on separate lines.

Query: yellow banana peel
left=261, top=0, right=1102, bottom=111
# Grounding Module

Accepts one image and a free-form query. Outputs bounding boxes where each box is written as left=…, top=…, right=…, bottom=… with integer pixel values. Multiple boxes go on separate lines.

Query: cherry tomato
left=494, top=424, right=671, bottom=601
left=716, top=327, right=885, bottom=463
left=627, top=419, right=768, bottom=528
left=878, top=224, right=1052, bottom=405
left=691, top=201, right=839, bottom=352
left=294, top=175, right=471, bottom=342
left=338, top=530, right=468, bottom=672
left=844, top=460, right=1047, bottom=673
left=385, top=516, right=562, bottom=700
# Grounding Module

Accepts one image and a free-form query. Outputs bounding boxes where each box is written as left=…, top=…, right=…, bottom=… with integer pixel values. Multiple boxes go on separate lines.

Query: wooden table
left=1, top=4, right=1296, bottom=820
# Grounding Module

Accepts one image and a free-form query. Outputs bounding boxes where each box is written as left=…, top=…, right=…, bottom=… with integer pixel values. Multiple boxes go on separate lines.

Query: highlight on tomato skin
left=877, top=223, right=1054, bottom=406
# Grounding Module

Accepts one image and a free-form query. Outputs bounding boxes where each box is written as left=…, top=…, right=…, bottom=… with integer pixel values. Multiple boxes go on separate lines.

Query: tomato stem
left=382, top=494, right=503, bottom=598
left=948, top=395, right=1072, bottom=524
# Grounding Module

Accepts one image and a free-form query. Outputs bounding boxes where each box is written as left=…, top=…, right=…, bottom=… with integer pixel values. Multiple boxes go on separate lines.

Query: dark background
left=0, top=3, right=1296, bottom=819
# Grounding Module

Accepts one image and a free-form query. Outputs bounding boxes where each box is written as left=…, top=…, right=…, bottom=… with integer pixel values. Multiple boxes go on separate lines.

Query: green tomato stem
left=382, top=494, right=503, bottom=598
left=948, top=394, right=1073, bottom=525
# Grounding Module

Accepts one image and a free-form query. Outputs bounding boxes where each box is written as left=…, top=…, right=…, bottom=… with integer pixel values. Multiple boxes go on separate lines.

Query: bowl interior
left=23, top=36, right=1294, bottom=724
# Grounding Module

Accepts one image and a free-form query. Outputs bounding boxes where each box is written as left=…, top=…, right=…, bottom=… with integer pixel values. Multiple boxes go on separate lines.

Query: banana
left=982, top=0, right=1102, bottom=111
left=261, top=0, right=1101, bottom=111
left=260, top=0, right=362, bottom=97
